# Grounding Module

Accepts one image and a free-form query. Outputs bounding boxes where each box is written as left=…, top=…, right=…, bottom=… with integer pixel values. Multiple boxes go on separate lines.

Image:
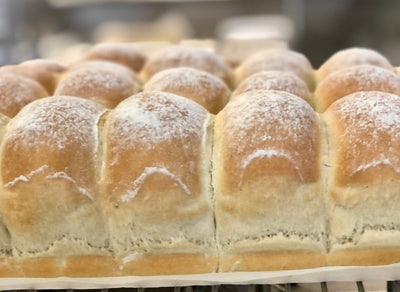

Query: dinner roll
left=235, top=49, right=315, bottom=91
left=0, top=73, right=48, bottom=117
left=214, top=90, right=326, bottom=272
left=55, top=61, right=141, bottom=108
left=232, top=70, right=312, bottom=105
left=144, top=67, right=230, bottom=114
left=101, top=91, right=217, bottom=275
left=324, top=91, right=400, bottom=266
left=317, top=48, right=393, bottom=82
left=315, top=65, right=400, bottom=112
left=84, top=43, right=146, bottom=72
left=0, top=96, right=109, bottom=277
left=141, top=45, right=233, bottom=88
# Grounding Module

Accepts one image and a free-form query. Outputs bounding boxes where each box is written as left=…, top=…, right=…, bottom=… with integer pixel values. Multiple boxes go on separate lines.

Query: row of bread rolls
left=2, top=43, right=400, bottom=118
left=0, top=44, right=399, bottom=276
left=0, top=88, right=399, bottom=276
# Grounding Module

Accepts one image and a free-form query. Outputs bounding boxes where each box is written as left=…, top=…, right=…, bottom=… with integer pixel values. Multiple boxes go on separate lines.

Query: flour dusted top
left=0, top=73, right=48, bottom=117
left=218, top=90, right=319, bottom=189
left=318, top=47, right=393, bottom=81
left=55, top=61, right=141, bottom=108
left=103, top=91, right=210, bottom=203
left=85, top=43, right=146, bottom=72
left=236, top=49, right=315, bottom=90
left=144, top=67, right=230, bottom=114
left=142, top=45, right=233, bottom=87
left=325, top=91, right=400, bottom=186
left=2, top=95, right=106, bottom=198
left=233, top=70, right=312, bottom=105
left=315, top=65, right=400, bottom=112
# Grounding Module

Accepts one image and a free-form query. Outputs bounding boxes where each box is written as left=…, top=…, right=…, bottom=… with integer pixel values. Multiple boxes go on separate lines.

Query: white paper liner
left=1, top=263, right=400, bottom=289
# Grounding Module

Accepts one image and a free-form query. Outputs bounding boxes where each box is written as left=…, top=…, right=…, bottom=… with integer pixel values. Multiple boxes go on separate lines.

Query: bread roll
left=232, top=70, right=312, bottom=105
left=317, top=47, right=393, bottom=82
left=235, top=49, right=315, bottom=91
left=144, top=67, right=230, bottom=114
left=0, top=60, right=66, bottom=94
left=55, top=61, right=141, bottom=108
left=101, top=91, right=217, bottom=275
left=214, top=90, right=326, bottom=272
left=315, top=65, right=400, bottom=112
left=84, top=43, right=146, bottom=72
left=0, top=73, right=48, bottom=117
left=0, top=96, right=110, bottom=277
left=141, top=45, right=233, bottom=88
left=324, top=91, right=400, bottom=266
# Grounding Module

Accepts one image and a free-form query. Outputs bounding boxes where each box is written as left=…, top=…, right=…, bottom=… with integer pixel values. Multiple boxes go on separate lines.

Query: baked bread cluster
left=0, top=44, right=399, bottom=277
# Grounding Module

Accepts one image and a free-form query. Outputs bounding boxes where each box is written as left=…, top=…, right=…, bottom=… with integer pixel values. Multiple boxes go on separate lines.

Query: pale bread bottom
left=219, top=251, right=327, bottom=272
left=328, top=247, right=400, bottom=266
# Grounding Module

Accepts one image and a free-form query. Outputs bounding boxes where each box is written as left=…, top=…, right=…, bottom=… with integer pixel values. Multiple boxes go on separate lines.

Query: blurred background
left=2, top=0, right=400, bottom=67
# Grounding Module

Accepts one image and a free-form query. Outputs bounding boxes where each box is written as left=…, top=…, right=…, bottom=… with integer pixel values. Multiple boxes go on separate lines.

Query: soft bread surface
left=101, top=91, right=217, bottom=274
left=315, top=65, right=400, bottom=112
left=141, top=45, right=233, bottom=88
left=324, top=91, right=400, bottom=265
left=233, top=70, right=312, bottom=105
left=235, top=49, right=315, bottom=91
left=214, top=90, right=326, bottom=272
left=83, top=43, right=146, bottom=72
left=0, top=73, right=48, bottom=117
left=144, top=67, right=230, bottom=114
left=55, top=61, right=142, bottom=108
left=317, top=48, right=393, bottom=82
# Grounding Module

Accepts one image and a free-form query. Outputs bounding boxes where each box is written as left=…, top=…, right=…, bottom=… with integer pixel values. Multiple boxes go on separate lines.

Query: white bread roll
left=315, top=65, right=400, bottom=112
left=0, top=60, right=66, bottom=94
left=235, top=49, right=315, bottom=91
left=144, top=67, right=230, bottom=114
left=232, top=70, right=312, bottom=105
left=83, top=43, right=146, bottom=72
left=317, top=47, right=393, bottom=82
left=0, top=73, right=48, bottom=117
left=214, top=90, right=326, bottom=272
left=324, top=91, right=400, bottom=266
left=141, top=45, right=234, bottom=88
left=55, top=61, right=142, bottom=108
left=0, top=96, right=111, bottom=277
left=101, top=91, right=217, bottom=275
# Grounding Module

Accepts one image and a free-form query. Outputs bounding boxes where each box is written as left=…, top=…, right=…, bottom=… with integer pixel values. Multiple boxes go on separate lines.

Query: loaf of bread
left=0, top=44, right=398, bottom=277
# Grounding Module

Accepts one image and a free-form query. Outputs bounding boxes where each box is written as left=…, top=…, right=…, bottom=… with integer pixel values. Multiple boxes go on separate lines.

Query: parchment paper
left=1, top=263, right=400, bottom=289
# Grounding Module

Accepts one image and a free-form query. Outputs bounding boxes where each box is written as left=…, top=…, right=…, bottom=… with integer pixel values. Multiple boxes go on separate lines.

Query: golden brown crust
left=216, top=90, right=319, bottom=194
left=220, top=251, right=327, bottom=272
left=141, top=45, right=233, bottom=88
left=324, top=91, right=400, bottom=187
left=317, top=47, right=393, bottom=82
left=119, top=253, right=218, bottom=276
left=55, top=61, right=142, bottom=108
left=0, top=73, right=48, bottom=117
left=84, top=43, right=146, bottom=72
left=63, top=255, right=120, bottom=277
left=315, top=65, right=400, bottom=112
left=235, top=49, right=315, bottom=91
left=232, top=70, right=312, bottom=105
left=144, top=67, right=230, bottom=114
left=327, top=247, right=400, bottom=266
left=0, top=60, right=66, bottom=94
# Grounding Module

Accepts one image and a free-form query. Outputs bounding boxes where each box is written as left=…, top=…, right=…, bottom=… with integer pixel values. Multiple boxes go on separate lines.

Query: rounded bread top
left=235, top=49, right=315, bottom=91
left=315, top=65, right=400, bottom=112
left=55, top=61, right=141, bottom=108
left=144, top=67, right=230, bottom=114
left=141, top=45, right=233, bottom=88
left=84, top=43, right=146, bottom=72
left=317, top=47, right=393, bottom=81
